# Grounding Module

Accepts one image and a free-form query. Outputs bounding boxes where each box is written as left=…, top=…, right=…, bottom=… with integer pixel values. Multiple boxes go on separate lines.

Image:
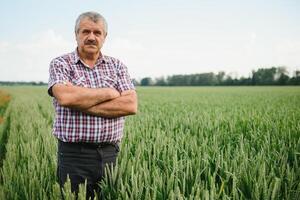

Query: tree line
left=1, top=67, right=299, bottom=86
left=0, top=81, right=47, bottom=86
left=136, top=67, right=300, bottom=86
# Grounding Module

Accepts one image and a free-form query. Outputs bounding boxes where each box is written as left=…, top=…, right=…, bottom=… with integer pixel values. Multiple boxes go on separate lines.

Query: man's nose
left=87, top=32, right=96, bottom=40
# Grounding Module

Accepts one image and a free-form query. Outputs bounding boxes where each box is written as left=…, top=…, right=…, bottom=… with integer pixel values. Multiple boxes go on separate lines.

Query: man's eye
left=94, top=31, right=101, bottom=36
left=82, top=30, right=90, bottom=34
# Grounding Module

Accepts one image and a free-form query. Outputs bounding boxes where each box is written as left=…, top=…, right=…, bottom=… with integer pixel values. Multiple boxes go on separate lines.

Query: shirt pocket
left=72, top=71, right=89, bottom=87
left=100, top=74, right=118, bottom=88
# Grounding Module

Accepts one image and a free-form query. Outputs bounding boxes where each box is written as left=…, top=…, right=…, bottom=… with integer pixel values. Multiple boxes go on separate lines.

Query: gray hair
left=75, top=11, right=108, bottom=35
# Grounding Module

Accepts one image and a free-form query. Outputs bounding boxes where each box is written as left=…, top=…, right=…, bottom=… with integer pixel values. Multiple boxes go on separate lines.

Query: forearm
left=52, top=83, right=120, bottom=109
left=83, top=90, right=137, bottom=118
left=66, top=86, right=118, bottom=109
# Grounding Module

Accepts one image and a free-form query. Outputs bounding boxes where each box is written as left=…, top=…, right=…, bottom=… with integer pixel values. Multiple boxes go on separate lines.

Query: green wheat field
left=0, top=86, right=299, bottom=200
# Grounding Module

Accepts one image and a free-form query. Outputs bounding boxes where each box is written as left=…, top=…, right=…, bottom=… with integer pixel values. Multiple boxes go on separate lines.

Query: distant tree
left=288, top=70, right=300, bottom=85
left=167, top=75, right=186, bottom=86
left=198, top=73, right=218, bottom=85
left=223, top=75, right=234, bottom=85
left=140, top=77, right=153, bottom=86
left=274, top=66, right=289, bottom=85
left=239, top=77, right=252, bottom=85
left=137, top=66, right=298, bottom=87
left=132, top=79, right=140, bottom=86
left=155, top=76, right=167, bottom=86
left=191, top=74, right=200, bottom=85
left=277, top=74, right=289, bottom=85
left=216, top=71, right=226, bottom=85
left=252, top=67, right=277, bottom=85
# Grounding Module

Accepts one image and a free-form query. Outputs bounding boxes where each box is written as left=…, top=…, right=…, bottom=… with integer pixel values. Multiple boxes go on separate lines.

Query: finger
left=66, top=81, right=73, bottom=86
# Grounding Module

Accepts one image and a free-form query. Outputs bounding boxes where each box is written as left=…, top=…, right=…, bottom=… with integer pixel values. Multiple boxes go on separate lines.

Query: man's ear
left=75, top=32, right=79, bottom=43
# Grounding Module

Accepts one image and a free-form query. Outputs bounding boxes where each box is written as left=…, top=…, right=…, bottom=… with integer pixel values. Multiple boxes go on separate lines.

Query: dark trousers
left=57, top=140, right=119, bottom=200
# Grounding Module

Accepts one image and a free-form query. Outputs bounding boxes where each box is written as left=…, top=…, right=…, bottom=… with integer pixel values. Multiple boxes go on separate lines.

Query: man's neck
left=78, top=51, right=100, bottom=68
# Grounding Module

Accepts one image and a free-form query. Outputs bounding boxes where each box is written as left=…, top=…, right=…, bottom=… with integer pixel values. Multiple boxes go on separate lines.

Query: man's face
left=76, top=18, right=107, bottom=56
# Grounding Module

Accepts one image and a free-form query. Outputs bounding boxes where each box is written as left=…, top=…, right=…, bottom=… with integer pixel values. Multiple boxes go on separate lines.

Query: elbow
left=129, top=100, right=138, bottom=115
left=130, top=104, right=138, bottom=115
left=120, top=90, right=138, bottom=115
left=124, top=98, right=137, bottom=115
left=127, top=108, right=137, bottom=116
left=52, top=85, right=74, bottom=107
left=131, top=93, right=138, bottom=115
left=56, top=95, right=72, bottom=107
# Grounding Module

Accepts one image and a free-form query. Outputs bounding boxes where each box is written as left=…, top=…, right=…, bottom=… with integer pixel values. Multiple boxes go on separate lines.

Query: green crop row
left=0, top=86, right=299, bottom=199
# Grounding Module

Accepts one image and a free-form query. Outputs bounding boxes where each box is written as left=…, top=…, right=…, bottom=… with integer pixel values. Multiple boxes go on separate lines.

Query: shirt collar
left=74, top=48, right=107, bottom=65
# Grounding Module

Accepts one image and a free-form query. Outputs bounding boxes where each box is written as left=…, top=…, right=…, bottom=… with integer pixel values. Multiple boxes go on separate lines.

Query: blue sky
left=1, top=0, right=300, bottom=81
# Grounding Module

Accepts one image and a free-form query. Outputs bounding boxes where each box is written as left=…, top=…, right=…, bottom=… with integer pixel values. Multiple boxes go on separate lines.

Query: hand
left=63, top=81, right=73, bottom=87
left=107, top=88, right=121, bottom=99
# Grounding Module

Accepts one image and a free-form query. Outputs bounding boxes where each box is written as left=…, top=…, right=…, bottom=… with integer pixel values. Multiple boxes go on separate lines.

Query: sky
left=0, top=0, right=300, bottom=82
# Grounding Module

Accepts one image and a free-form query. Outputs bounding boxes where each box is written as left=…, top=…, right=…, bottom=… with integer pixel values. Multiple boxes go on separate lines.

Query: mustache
left=84, top=40, right=97, bottom=45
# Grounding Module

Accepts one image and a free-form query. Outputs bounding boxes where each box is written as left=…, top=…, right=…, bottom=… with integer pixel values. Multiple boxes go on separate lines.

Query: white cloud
left=0, top=29, right=74, bottom=82
left=1, top=29, right=299, bottom=82
left=102, top=31, right=300, bottom=79
left=103, top=37, right=151, bottom=79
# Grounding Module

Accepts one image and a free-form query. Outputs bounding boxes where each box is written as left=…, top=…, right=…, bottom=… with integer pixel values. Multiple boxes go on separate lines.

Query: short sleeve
left=48, top=58, right=70, bottom=97
left=116, top=61, right=135, bottom=93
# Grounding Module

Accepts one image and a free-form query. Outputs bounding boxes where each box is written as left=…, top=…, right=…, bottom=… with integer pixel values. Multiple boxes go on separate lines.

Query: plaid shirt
left=48, top=49, right=135, bottom=143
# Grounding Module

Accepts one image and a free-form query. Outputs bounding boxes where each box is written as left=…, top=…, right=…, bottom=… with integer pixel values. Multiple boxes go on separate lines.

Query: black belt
left=58, top=140, right=119, bottom=149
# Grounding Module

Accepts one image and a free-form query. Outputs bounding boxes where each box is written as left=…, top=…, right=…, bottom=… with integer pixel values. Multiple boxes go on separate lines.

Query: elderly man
left=48, top=11, right=137, bottom=199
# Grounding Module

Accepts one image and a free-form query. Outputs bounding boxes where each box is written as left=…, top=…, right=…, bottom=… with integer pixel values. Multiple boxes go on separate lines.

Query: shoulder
left=50, top=51, right=76, bottom=67
left=103, top=55, right=126, bottom=70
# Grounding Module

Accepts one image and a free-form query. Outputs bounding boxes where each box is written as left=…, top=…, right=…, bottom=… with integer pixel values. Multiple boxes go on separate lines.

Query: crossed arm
left=51, top=82, right=137, bottom=118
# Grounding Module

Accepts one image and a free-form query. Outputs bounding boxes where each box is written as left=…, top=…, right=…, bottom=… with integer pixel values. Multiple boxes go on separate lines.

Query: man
left=48, top=11, right=137, bottom=199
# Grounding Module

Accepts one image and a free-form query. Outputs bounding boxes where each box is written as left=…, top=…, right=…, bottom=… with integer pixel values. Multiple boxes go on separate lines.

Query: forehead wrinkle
left=79, top=20, right=105, bottom=32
